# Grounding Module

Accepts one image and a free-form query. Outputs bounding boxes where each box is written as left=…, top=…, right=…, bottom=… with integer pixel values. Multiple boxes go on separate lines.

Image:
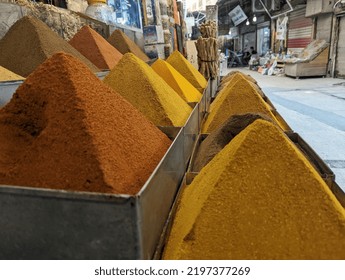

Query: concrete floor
left=223, top=67, right=345, bottom=190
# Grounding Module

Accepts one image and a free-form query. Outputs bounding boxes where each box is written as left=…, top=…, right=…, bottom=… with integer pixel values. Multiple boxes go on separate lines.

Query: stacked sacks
left=0, top=66, right=24, bottom=82
left=0, top=16, right=98, bottom=77
left=69, top=25, right=123, bottom=70
left=151, top=59, right=202, bottom=103
left=103, top=53, right=192, bottom=127
left=166, top=50, right=207, bottom=93
left=202, top=75, right=282, bottom=133
left=108, top=29, right=150, bottom=62
left=163, top=120, right=345, bottom=259
left=0, top=52, right=171, bottom=195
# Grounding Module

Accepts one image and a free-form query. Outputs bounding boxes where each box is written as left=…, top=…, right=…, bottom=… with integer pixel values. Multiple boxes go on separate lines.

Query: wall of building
left=335, top=16, right=345, bottom=77
left=316, top=13, right=332, bottom=42
left=186, top=0, right=217, bottom=12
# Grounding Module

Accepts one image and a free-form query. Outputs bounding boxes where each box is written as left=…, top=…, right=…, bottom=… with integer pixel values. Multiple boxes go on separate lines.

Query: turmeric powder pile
left=0, top=66, right=24, bottom=82
left=202, top=76, right=280, bottom=133
left=103, top=53, right=192, bottom=127
left=218, top=72, right=259, bottom=96
left=163, top=120, right=345, bottom=260
left=166, top=50, right=207, bottom=93
left=221, top=70, right=257, bottom=85
left=151, top=59, right=201, bottom=103
left=217, top=72, right=275, bottom=109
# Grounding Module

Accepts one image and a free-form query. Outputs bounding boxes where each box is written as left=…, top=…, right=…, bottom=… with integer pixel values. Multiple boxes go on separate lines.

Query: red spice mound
left=69, top=25, right=123, bottom=70
left=0, top=16, right=98, bottom=77
left=108, top=29, right=150, bottom=62
left=0, top=52, right=171, bottom=195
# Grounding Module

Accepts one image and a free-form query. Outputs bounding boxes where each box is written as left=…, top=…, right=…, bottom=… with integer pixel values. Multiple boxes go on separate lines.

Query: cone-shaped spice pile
left=108, top=29, right=150, bottom=62
left=0, top=16, right=98, bottom=77
left=152, top=59, right=201, bottom=103
left=164, top=120, right=345, bottom=259
left=166, top=50, right=207, bottom=93
left=0, top=52, right=171, bottom=195
left=103, top=53, right=192, bottom=127
left=69, top=25, right=123, bottom=70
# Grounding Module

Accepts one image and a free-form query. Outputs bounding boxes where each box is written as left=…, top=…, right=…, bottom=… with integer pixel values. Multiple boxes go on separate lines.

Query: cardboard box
left=143, top=25, right=164, bottom=45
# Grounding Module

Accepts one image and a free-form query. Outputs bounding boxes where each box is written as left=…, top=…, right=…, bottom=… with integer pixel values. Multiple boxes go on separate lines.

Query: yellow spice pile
left=152, top=59, right=201, bottom=103
left=202, top=75, right=280, bottom=133
left=103, top=53, right=192, bottom=127
left=217, top=72, right=270, bottom=104
left=221, top=70, right=257, bottom=85
left=163, top=119, right=345, bottom=260
left=0, top=66, right=24, bottom=82
left=166, top=50, right=207, bottom=93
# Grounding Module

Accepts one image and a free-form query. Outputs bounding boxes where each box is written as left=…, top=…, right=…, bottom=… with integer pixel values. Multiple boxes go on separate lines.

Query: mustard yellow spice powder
left=152, top=59, right=202, bottom=103
left=163, top=119, right=345, bottom=260
left=103, top=53, right=192, bottom=127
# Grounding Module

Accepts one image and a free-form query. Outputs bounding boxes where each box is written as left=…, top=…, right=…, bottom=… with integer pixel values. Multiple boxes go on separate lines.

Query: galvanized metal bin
left=153, top=176, right=188, bottom=260
left=0, top=80, right=23, bottom=108
left=210, top=78, right=218, bottom=99
left=0, top=127, right=185, bottom=260
left=186, top=133, right=208, bottom=185
left=183, top=104, right=200, bottom=166
left=0, top=77, right=210, bottom=259
left=205, top=79, right=212, bottom=113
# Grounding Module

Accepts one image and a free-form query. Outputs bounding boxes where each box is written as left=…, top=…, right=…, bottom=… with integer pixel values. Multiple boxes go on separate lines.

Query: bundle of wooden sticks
left=195, top=20, right=219, bottom=80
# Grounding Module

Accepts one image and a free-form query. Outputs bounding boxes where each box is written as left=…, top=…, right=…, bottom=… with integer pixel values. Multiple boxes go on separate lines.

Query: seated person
left=248, top=50, right=260, bottom=68
left=243, top=46, right=255, bottom=64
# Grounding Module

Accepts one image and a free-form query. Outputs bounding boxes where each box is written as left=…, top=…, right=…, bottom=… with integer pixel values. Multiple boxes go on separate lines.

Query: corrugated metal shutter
left=335, top=16, right=345, bottom=77
left=287, top=8, right=313, bottom=52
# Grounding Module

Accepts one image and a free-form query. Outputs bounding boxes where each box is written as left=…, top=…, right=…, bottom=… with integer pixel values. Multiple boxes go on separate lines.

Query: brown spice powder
left=202, top=76, right=281, bottom=133
left=69, top=25, right=123, bottom=70
left=107, top=29, right=150, bottom=62
left=0, top=52, right=171, bottom=195
left=0, top=16, right=98, bottom=77
left=193, top=113, right=272, bottom=172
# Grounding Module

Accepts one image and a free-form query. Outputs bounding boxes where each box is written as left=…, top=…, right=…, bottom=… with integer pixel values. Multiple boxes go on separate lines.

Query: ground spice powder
left=69, top=25, right=123, bottom=70
left=163, top=120, right=345, bottom=259
left=107, top=29, right=150, bottom=62
left=202, top=76, right=280, bottom=133
left=103, top=53, right=192, bottom=127
left=0, top=16, right=98, bottom=77
left=152, top=59, right=202, bottom=103
left=193, top=113, right=272, bottom=172
left=217, top=73, right=274, bottom=109
left=218, top=72, right=261, bottom=96
left=0, top=66, right=24, bottom=82
left=221, top=70, right=257, bottom=85
left=0, top=52, right=171, bottom=195
left=166, top=50, right=207, bottom=93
